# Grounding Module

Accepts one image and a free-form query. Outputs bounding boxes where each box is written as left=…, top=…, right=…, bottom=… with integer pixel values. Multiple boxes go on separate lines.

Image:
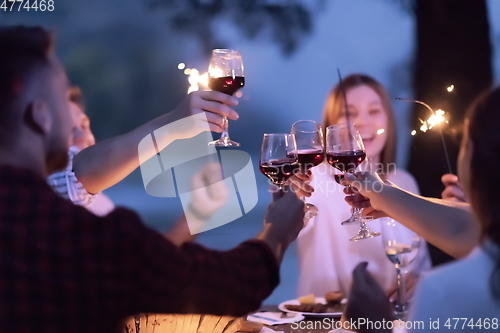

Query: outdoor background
left=1, top=0, right=500, bottom=304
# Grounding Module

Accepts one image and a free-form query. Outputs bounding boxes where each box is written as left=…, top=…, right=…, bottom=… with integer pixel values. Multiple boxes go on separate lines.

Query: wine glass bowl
left=326, top=123, right=380, bottom=240
left=259, top=134, right=299, bottom=190
left=290, top=120, right=324, bottom=218
left=208, top=49, right=244, bottom=147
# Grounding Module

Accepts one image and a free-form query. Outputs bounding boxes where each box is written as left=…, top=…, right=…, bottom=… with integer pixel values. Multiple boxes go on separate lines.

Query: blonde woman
left=294, top=74, right=430, bottom=299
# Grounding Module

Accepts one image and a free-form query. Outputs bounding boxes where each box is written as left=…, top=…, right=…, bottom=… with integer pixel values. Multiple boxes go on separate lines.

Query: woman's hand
left=288, top=170, right=314, bottom=198
left=343, top=171, right=390, bottom=219
left=441, top=174, right=467, bottom=203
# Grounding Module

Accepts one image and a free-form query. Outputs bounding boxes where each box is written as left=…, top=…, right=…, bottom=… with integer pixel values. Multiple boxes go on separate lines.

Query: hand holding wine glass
left=381, top=219, right=421, bottom=320
left=326, top=123, right=380, bottom=241
left=208, top=49, right=245, bottom=147
left=290, top=120, right=324, bottom=218
left=259, top=134, right=299, bottom=191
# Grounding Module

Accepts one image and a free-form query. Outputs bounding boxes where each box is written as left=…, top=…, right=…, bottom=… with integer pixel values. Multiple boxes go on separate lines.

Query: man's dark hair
left=0, top=26, right=54, bottom=132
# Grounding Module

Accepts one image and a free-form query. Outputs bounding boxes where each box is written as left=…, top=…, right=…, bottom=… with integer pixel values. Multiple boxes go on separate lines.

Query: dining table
left=123, top=306, right=342, bottom=333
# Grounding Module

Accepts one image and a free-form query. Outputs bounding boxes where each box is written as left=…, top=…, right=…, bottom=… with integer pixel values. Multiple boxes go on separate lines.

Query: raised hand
left=343, top=171, right=390, bottom=219
left=288, top=170, right=314, bottom=198
left=441, top=174, right=467, bottom=203
left=165, top=90, right=240, bottom=139
left=188, top=163, right=229, bottom=219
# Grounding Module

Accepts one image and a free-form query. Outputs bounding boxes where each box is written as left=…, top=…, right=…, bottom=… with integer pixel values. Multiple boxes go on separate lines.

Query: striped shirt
left=47, top=146, right=94, bottom=206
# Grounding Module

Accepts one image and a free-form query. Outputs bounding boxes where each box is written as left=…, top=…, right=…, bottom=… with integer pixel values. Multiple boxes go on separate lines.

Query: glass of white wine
left=381, top=219, right=421, bottom=320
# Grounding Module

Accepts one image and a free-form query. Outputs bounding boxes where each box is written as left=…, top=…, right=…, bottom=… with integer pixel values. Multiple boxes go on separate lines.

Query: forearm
left=255, top=224, right=291, bottom=264
left=164, top=211, right=203, bottom=246
left=372, top=186, right=479, bottom=258
left=73, top=113, right=177, bottom=194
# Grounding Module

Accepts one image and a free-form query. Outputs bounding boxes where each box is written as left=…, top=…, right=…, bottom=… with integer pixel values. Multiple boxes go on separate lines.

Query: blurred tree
left=408, top=0, right=492, bottom=198
left=147, top=0, right=320, bottom=56
left=407, top=0, right=492, bottom=266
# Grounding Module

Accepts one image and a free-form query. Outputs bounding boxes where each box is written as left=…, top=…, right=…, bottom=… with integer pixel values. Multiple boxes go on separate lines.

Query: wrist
left=369, top=183, right=396, bottom=211
left=256, top=224, right=289, bottom=263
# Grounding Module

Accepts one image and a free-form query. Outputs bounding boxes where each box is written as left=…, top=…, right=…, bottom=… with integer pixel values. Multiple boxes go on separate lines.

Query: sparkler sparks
left=178, top=64, right=243, bottom=97
left=418, top=109, right=449, bottom=133
left=178, top=65, right=209, bottom=94
left=396, top=97, right=453, bottom=174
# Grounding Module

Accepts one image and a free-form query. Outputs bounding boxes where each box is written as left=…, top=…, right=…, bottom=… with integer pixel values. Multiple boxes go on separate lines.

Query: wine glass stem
left=220, top=116, right=229, bottom=139
left=395, top=265, right=406, bottom=318
left=352, top=207, right=363, bottom=220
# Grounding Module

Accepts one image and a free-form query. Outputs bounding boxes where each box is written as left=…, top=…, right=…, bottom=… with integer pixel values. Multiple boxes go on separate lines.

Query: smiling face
left=336, top=85, right=388, bottom=161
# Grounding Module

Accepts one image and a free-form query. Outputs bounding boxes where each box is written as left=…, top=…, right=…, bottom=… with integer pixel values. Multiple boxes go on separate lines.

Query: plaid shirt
left=0, top=165, right=279, bottom=333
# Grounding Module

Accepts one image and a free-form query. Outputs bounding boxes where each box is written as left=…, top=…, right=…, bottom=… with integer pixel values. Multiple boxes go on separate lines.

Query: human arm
left=165, top=163, right=229, bottom=246
left=73, top=91, right=239, bottom=194
left=116, top=187, right=304, bottom=316
left=255, top=188, right=305, bottom=263
left=344, top=172, right=478, bottom=259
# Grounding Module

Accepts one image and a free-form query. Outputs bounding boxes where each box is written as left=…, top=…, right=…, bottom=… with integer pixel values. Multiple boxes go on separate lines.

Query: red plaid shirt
left=0, top=165, right=279, bottom=333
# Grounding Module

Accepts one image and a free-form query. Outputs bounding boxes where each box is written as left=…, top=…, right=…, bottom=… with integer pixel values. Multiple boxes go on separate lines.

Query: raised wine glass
left=326, top=123, right=380, bottom=240
left=259, top=134, right=299, bottom=191
left=381, top=219, right=421, bottom=320
left=208, top=49, right=245, bottom=147
left=346, top=158, right=381, bottom=241
left=290, top=120, right=324, bottom=219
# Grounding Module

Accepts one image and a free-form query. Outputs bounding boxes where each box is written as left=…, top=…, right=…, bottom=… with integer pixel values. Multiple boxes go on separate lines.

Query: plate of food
left=278, top=292, right=347, bottom=317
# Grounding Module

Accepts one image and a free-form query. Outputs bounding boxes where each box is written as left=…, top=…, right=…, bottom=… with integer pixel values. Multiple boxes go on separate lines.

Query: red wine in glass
left=259, top=160, right=300, bottom=186
left=208, top=49, right=244, bottom=147
left=327, top=150, right=366, bottom=173
left=208, top=76, right=245, bottom=96
left=297, top=149, right=324, bottom=170
left=334, top=174, right=345, bottom=184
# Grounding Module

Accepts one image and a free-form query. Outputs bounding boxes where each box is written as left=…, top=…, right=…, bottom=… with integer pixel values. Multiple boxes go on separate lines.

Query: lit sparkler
left=396, top=97, right=452, bottom=174
left=178, top=63, right=243, bottom=98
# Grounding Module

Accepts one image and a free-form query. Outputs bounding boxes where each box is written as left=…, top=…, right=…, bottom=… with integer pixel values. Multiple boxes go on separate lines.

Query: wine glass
left=259, top=134, right=299, bottom=191
left=381, top=219, right=421, bottom=320
left=207, top=49, right=245, bottom=147
left=290, top=120, right=324, bottom=219
left=346, top=158, right=381, bottom=241
left=326, top=123, right=380, bottom=240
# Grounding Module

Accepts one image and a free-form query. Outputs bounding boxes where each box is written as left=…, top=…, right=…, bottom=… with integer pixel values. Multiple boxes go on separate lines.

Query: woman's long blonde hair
left=322, top=74, right=397, bottom=175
